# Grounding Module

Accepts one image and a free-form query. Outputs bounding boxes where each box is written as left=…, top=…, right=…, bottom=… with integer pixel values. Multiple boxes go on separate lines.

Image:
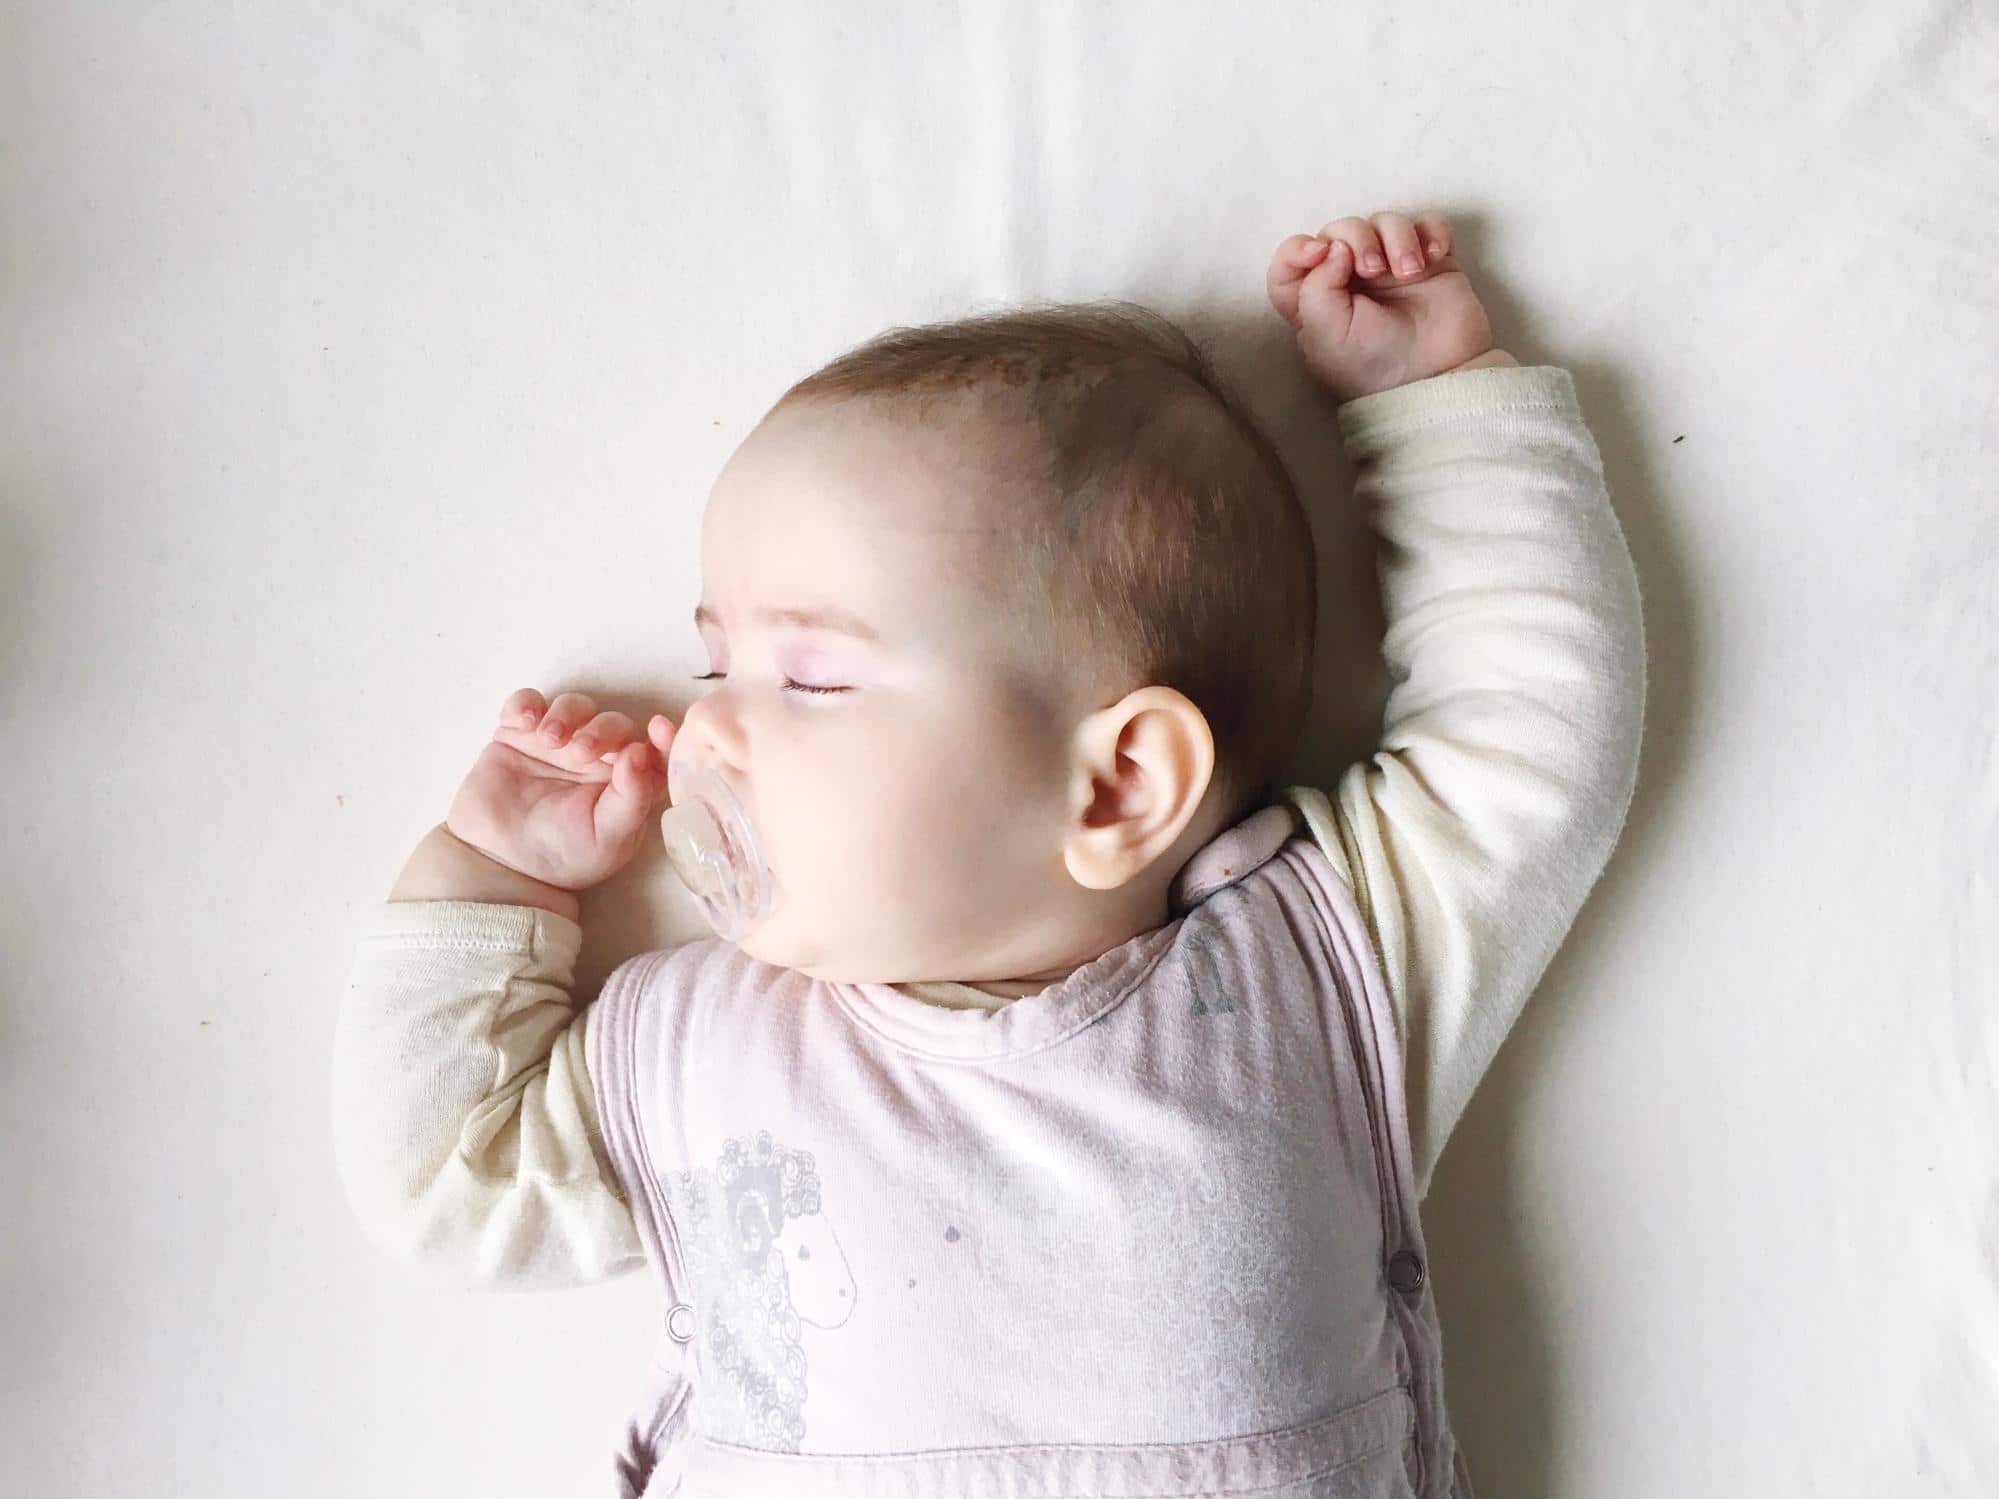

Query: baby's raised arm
left=1270, top=212, right=1648, bottom=1197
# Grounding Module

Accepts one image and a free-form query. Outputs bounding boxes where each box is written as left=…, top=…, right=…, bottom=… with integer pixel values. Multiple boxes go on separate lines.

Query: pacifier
left=658, top=765, right=773, bottom=942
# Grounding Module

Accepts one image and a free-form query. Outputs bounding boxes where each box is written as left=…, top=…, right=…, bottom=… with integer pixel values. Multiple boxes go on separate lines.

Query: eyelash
left=692, top=672, right=847, bottom=697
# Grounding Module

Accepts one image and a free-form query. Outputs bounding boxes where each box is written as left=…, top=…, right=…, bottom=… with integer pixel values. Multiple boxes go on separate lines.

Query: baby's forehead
left=705, top=401, right=1078, bottom=691
left=717, top=394, right=1038, bottom=549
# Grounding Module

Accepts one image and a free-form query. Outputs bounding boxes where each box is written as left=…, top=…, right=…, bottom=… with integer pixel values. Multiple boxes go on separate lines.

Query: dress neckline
left=825, top=803, right=1299, bottom=1060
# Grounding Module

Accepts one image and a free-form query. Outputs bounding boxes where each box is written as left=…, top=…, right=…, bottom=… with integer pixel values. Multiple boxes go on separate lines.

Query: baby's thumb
left=1295, top=250, right=1356, bottom=345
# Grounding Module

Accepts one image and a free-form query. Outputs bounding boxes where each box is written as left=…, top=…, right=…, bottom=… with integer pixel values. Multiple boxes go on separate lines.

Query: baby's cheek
left=865, top=805, right=967, bottom=917
left=784, top=788, right=890, bottom=905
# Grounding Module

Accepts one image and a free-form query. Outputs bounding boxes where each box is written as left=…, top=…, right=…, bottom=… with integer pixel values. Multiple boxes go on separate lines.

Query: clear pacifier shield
left=659, top=798, right=725, bottom=897
left=657, top=767, right=772, bottom=941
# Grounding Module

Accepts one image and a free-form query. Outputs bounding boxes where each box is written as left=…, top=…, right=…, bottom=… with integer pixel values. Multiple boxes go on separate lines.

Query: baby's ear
left=1061, top=687, right=1217, bottom=892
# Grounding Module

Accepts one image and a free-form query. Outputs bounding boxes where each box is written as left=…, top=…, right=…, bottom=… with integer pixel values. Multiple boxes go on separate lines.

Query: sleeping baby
left=334, top=208, right=1646, bottom=1497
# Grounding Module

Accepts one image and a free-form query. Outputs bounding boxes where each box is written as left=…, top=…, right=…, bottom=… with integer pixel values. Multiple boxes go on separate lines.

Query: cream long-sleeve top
left=333, top=359, right=1646, bottom=1294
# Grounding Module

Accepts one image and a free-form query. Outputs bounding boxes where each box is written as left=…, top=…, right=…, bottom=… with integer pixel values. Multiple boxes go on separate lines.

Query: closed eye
left=692, top=672, right=848, bottom=696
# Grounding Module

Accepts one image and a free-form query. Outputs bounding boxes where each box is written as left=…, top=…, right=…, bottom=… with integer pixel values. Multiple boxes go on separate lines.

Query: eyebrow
left=693, top=602, right=882, bottom=642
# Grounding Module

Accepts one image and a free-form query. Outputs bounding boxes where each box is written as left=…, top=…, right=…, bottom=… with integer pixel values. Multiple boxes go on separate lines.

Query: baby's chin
left=734, top=913, right=892, bottom=985
left=730, top=910, right=827, bottom=978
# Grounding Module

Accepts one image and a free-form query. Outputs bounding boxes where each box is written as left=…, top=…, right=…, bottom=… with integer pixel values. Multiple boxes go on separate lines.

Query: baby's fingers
left=1413, top=214, right=1452, bottom=261
left=535, top=692, right=598, bottom=746
left=1294, top=245, right=1358, bottom=342
left=568, top=710, right=638, bottom=762
left=501, top=687, right=548, bottom=731
left=594, top=741, right=669, bottom=843
left=1267, top=234, right=1335, bottom=327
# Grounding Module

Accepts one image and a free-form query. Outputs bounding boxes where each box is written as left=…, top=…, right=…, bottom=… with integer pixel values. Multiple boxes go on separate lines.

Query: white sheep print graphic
left=664, top=1130, right=856, bottom=1448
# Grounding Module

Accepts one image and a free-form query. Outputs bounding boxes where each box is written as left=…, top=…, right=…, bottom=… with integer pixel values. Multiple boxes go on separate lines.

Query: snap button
left=1387, top=1249, right=1426, bottom=1296
left=665, top=1302, right=696, bottom=1343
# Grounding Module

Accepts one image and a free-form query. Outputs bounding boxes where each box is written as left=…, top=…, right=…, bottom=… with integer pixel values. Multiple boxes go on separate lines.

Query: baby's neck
left=947, top=889, right=1173, bottom=992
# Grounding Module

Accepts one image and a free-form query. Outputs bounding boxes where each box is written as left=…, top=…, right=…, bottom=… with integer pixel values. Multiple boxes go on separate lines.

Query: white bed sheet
left=2, top=3, right=1993, bottom=1494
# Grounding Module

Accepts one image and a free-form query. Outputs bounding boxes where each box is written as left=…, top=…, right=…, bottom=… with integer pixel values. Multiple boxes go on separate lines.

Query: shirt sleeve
left=1280, top=363, right=1647, bottom=1200
left=331, top=897, right=646, bottom=1289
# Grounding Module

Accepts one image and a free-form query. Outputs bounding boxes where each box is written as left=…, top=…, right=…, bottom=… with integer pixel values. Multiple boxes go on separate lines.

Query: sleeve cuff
left=1335, top=364, right=1582, bottom=455
left=356, top=899, right=584, bottom=965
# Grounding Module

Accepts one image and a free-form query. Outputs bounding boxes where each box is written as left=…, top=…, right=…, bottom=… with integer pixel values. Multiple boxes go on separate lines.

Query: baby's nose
left=675, top=695, right=748, bottom=770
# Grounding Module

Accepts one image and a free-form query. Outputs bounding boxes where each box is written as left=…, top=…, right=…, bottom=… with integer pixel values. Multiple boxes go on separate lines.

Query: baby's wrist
left=388, top=823, right=582, bottom=924
left=1444, top=348, right=1520, bottom=373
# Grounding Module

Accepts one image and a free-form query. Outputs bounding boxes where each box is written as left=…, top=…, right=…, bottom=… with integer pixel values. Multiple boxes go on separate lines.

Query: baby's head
left=668, top=302, right=1316, bottom=986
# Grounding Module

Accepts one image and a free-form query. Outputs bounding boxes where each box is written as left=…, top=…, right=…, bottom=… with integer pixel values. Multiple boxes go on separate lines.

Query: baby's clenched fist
left=1266, top=210, right=1502, bottom=403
